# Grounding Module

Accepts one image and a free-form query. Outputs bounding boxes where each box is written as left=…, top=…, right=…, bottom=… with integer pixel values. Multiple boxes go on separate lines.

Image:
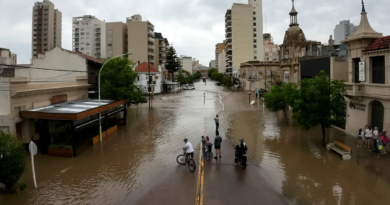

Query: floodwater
left=1, top=81, right=390, bottom=205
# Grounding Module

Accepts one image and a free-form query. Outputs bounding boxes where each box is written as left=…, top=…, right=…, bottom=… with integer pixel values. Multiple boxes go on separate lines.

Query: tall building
left=215, top=43, right=225, bottom=68
left=224, top=0, right=264, bottom=75
left=154, top=33, right=169, bottom=67
left=72, top=15, right=106, bottom=58
left=32, top=0, right=62, bottom=59
left=209, top=60, right=216, bottom=68
left=263, top=33, right=279, bottom=61
left=126, top=15, right=155, bottom=65
left=105, top=22, right=127, bottom=58
left=334, top=20, right=357, bottom=45
left=218, top=50, right=226, bottom=74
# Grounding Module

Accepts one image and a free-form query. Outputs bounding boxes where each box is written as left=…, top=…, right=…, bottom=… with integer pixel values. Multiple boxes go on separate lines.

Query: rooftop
left=21, top=98, right=127, bottom=120
left=135, top=62, right=159, bottom=73
left=363, top=36, right=390, bottom=52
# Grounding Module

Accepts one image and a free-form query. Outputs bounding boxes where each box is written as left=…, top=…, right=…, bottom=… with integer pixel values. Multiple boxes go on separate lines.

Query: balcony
left=344, top=83, right=390, bottom=98
left=96, top=34, right=101, bottom=37
left=95, top=43, right=101, bottom=47
left=148, top=45, right=154, bottom=51
left=96, top=38, right=100, bottom=42
left=148, top=30, right=154, bottom=37
left=225, top=32, right=232, bottom=38
left=148, top=37, right=154, bottom=44
left=96, top=28, right=101, bottom=33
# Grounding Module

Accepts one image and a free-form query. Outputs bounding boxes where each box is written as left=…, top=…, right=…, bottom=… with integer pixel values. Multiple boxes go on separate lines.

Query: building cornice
left=11, top=84, right=91, bottom=98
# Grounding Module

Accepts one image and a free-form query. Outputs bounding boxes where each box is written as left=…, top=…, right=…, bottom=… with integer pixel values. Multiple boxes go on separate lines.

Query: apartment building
left=263, top=33, right=279, bottom=61
left=154, top=32, right=169, bottom=67
left=105, top=22, right=127, bottom=58
left=215, top=43, right=225, bottom=68
left=334, top=20, right=357, bottom=45
left=32, top=0, right=62, bottom=59
left=224, top=0, right=264, bottom=75
left=0, top=48, right=16, bottom=65
left=72, top=15, right=106, bottom=58
left=127, top=15, right=155, bottom=65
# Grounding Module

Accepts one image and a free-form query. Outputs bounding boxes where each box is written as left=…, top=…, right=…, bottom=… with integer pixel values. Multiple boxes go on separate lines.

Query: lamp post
left=98, top=53, right=131, bottom=142
left=242, top=63, right=257, bottom=104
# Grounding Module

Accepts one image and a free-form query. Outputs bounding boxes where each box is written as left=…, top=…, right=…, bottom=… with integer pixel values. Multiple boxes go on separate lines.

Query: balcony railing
left=148, top=45, right=154, bottom=50
left=345, top=83, right=390, bottom=98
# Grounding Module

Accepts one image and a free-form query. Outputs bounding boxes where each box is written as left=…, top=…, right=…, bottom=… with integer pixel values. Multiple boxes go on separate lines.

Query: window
left=81, top=32, right=84, bottom=35
left=254, top=56, right=257, bottom=60
left=86, top=37, right=90, bottom=40
left=108, top=30, right=113, bottom=34
left=86, top=42, right=90, bottom=46
left=254, top=39, right=257, bottom=43
left=371, top=56, right=385, bottom=84
left=254, top=28, right=256, bottom=32
left=108, top=43, right=112, bottom=46
left=108, top=37, right=113, bottom=41
left=253, top=12, right=256, bottom=15
left=253, top=17, right=256, bottom=20
left=254, top=34, right=256, bottom=37
left=86, top=32, right=89, bottom=35
left=253, top=23, right=256, bottom=26
left=284, top=71, right=289, bottom=83
left=265, top=48, right=269, bottom=52
left=80, top=48, right=84, bottom=51
left=81, top=42, right=84, bottom=45
left=254, top=45, right=257, bottom=48
left=294, top=72, right=298, bottom=85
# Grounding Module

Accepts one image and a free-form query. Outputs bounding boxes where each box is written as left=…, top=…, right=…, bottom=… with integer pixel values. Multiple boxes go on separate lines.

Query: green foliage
left=193, top=71, right=202, bottom=80
left=48, top=144, right=73, bottom=150
left=100, top=57, right=141, bottom=105
left=208, top=68, right=218, bottom=77
left=264, top=82, right=299, bottom=121
left=165, top=46, right=181, bottom=75
left=177, top=70, right=194, bottom=85
left=292, top=71, right=346, bottom=145
left=0, top=131, right=26, bottom=190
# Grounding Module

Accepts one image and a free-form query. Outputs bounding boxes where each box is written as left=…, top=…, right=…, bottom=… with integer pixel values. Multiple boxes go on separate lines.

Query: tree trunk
left=321, top=123, right=326, bottom=146
left=283, top=107, right=288, bottom=122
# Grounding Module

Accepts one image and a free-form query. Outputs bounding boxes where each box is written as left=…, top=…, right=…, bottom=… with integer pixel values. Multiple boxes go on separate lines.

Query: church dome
left=284, top=25, right=306, bottom=43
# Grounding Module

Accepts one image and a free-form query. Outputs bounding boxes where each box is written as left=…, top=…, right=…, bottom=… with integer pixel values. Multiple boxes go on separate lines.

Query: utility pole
left=148, top=57, right=151, bottom=111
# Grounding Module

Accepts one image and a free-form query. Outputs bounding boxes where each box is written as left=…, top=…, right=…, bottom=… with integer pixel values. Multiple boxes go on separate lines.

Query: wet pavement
left=1, top=81, right=390, bottom=205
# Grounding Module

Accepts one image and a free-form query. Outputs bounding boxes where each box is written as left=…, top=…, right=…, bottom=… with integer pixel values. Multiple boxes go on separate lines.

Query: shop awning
left=21, top=99, right=127, bottom=120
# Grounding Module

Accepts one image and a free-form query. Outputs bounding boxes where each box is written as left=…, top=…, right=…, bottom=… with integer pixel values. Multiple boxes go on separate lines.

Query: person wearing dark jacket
left=234, top=139, right=248, bottom=165
left=214, top=131, right=222, bottom=159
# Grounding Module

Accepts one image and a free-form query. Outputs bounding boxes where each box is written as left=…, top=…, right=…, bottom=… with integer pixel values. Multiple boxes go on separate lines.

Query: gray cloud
left=0, top=0, right=389, bottom=65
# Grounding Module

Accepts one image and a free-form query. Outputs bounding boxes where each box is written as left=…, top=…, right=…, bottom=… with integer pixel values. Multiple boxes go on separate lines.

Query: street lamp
left=242, top=63, right=257, bottom=104
left=98, top=53, right=131, bottom=142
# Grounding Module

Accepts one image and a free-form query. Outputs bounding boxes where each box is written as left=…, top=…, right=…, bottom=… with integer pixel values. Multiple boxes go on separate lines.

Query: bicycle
left=176, top=149, right=196, bottom=172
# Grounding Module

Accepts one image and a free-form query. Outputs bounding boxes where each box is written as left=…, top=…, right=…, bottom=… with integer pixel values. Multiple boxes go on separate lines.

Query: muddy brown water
left=1, top=81, right=389, bottom=205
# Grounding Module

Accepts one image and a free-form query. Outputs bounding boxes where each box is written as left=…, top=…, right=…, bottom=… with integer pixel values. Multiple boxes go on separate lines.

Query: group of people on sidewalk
left=357, top=126, right=390, bottom=158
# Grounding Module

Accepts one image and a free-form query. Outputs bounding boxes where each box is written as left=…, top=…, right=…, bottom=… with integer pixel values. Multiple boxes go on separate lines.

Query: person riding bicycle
left=184, top=138, right=194, bottom=163
left=234, top=139, right=248, bottom=165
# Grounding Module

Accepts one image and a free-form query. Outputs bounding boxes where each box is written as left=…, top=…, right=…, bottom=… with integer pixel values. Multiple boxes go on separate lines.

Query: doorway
left=371, top=100, right=384, bottom=132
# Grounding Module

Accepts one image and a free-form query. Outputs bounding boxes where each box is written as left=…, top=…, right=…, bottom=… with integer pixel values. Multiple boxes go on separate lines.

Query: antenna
left=265, top=12, right=267, bottom=33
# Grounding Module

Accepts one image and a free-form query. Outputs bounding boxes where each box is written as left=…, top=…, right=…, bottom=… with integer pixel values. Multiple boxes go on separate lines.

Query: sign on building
left=359, top=62, right=365, bottom=81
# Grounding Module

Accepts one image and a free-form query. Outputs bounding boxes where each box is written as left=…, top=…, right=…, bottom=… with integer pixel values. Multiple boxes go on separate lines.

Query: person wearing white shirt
left=365, top=126, right=373, bottom=150
left=184, top=138, right=194, bottom=162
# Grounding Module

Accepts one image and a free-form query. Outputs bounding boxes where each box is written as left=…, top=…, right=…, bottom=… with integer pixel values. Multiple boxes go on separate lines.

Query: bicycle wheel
left=188, top=159, right=196, bottom=172
left=177, top=154, right=186, bottom=165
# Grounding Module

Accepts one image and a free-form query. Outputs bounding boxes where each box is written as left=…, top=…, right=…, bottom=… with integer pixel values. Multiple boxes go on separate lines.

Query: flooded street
left=1, top=81, right=390, bottom=205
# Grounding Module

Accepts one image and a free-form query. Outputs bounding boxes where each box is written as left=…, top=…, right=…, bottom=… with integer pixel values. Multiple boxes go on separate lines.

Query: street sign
left=29, top=141, right=38, bottom=155
left=359, top=62, right=365, bottom=81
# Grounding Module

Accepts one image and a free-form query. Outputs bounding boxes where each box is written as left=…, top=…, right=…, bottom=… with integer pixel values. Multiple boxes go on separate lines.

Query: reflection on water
left=1, top=82, right=390, bottom=205
left=222, top=91, right=390, bottom=205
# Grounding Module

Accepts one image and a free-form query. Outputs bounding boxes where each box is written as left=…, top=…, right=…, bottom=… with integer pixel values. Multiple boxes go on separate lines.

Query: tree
left=264, top=82, right=299, bottom=121
left=177, top=69, right=192, bottom=85
left=131, top=87, right=147, bottom=116
left=100, top=57, right=139, bottom=103
left=165, top=46, right=181, bottom=81
left=193, top=71, right=202, bottom=80
left=292, top=71, right=346, bottom=146
left=0, top=131, right=26, bottom=190
left=208, top=68, right=218, bottom=77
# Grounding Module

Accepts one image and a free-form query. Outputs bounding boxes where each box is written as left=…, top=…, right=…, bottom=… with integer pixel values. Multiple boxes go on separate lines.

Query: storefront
left=21, top=99, right=127, bottom=156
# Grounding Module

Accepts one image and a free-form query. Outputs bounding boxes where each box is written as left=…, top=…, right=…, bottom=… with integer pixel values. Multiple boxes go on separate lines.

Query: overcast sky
left=0, top=0, right=388, bottom=65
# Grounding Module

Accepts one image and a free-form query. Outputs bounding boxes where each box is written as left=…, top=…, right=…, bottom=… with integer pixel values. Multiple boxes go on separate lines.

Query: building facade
left=32, top=0, right=62, bottom=59
left=72, top=15, right=106, bottom=58
left=218, top=50, right=226, bottom=74
left=105, top=22, right=127, bottom=58
left=154, top=33, right=169, bottom=67
left=0, top=48, right=16, bottom=65
left=215, top=43, right=225, bottom=68
left=224, top=0, right=264, bottom=75
left=263, top=33, right=279, bottom=61
left=181, top=57, right=193, bottom=74
left=239, top=61, right=281, bottom=91
left=134, top=62, right=162, bottom=94
left=127, top=15, right=155, bottom=65
left=279, top=1, right=321, bottom=85
left=209, top=60, right=216, bottom=68
left=334, top=20, right=357, bottom=45
left=0, top=47, right=90, bottom=143
left=343, top=3, right=389, bottom=136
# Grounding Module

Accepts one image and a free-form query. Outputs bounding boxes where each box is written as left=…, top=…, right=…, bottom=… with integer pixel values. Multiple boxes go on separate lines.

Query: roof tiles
left=363, top=36, right=390, bottom=52
left=134, top=62, right=159, bottom=73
